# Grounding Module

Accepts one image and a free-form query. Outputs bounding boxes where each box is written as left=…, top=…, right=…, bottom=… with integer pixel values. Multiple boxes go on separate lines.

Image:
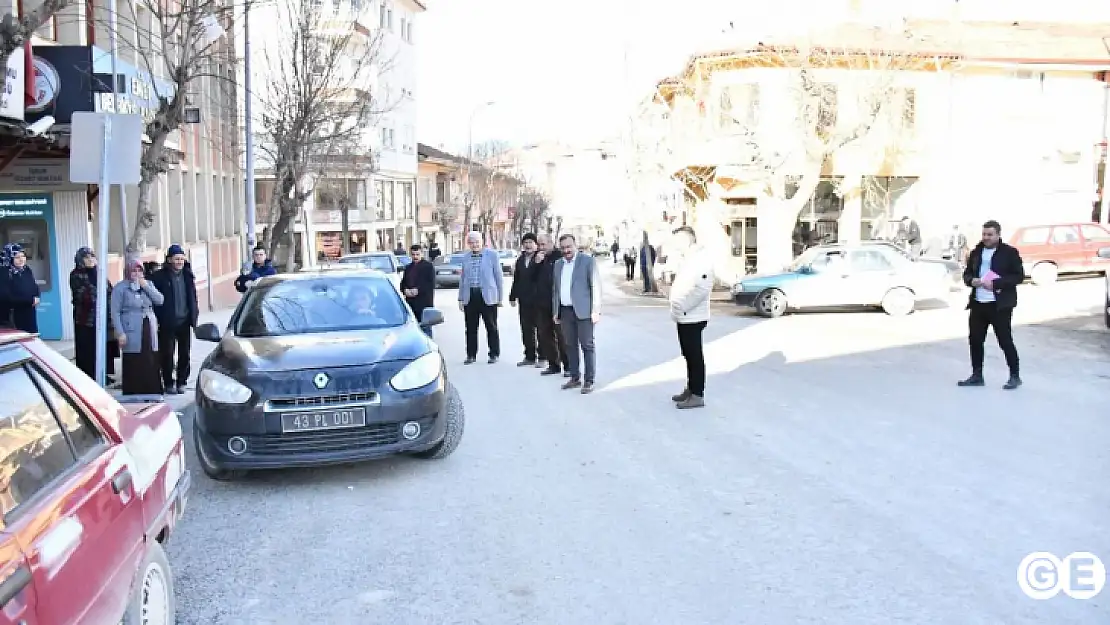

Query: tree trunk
left=125, top=174, right=156, bottom=262
left=269, top=210, right=297, bottom=272
left=755, top=173, right=821, bottom=275
left=340, top=202, right=350, bottom=255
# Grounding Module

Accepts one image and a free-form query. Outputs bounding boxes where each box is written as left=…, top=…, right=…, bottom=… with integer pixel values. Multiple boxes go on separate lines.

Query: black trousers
left=968, top=301, right=1019, bottom=375
left=74, top=325, right=115, bottom=379
left=677, top=321, right=707, bottom=396
left=536, top=306, right=567, bottom=370
left=518, top=303, right=538, bottom=361
left=464, top=288, right=499, bottom=358
left=625, top=259, right=635, bottom=280
left=159, top=321, right=193, bottom=387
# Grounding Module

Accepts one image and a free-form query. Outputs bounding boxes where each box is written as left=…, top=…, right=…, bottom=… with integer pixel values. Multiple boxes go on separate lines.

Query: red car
left=0, top=330, right=190, bottom=625
left=1009, top=222, right=1110, bottom=285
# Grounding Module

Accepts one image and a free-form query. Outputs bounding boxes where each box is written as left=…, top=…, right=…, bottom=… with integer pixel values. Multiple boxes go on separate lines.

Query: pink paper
left=983, top=270, right=1000, bottom=282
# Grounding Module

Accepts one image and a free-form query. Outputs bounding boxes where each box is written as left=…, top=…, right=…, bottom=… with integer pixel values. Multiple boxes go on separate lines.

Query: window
left=374, top=180, right=385, bottom=219
left=383, top=180, right=395, bottom=219
left=435, top=175, right=449, bottom=204
left=386, top=7, right=393, bottom=30
left=718, top=83, right=760, bottom=130
left=29, top=367, right=102, bottom=459
left=849, top=249, right=894, bottom=272
left=1019, top=227, right=1050, bottom=244
left=0, top=367, right=77, bottom=518
left=400, top=18, right=407, bottom=40
left=1081, top=225, right=1110, bottom=242
left=379, top=2, right=386, bottom=27
left=862, top=176, right=919, bottom=238
left=1051, top=226, right=1080, bottom=245
left=381, top=127, right=394, bottom=149
left=901, top=88, right=916, bottom=130
left=806, top=250, right=846, bottom=272
left=406, top=20, right=414, bottom=43
left=235, top=276, right=408, bottom=337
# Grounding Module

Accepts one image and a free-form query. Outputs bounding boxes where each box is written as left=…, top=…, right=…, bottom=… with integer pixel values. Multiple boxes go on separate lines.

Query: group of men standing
left=456, top=230, right=602, bottom=394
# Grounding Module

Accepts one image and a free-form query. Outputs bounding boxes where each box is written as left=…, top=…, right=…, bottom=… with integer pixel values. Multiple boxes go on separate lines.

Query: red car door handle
left=111, top=469, right=133, bottom=494
left=0, top=565, right=30, bottom=607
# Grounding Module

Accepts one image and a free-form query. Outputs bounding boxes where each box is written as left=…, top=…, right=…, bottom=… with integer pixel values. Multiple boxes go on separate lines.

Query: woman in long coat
left=3, top=245, right=40, bottom=333
left=70, top=247, right=118, bottom=381
left=110, top=260, right=165, bottom=395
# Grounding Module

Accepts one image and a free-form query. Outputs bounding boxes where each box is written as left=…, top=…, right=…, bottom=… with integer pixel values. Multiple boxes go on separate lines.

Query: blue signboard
left=0, top=193, right=62, bottom=340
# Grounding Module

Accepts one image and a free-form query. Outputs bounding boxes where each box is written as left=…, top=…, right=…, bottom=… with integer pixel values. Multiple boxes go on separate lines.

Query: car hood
left=739, top=271, right=809, bottom=288
left=210, top=326, right=431, bottom=374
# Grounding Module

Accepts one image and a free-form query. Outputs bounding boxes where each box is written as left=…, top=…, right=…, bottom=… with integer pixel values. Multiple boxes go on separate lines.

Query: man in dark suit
left=508, top=233, right=541, bottom=366
left=533, top=233, right=569, bottom=377
left=959, top=220, right=1023, bottom=390
left=401, top=243, right=435, bottom=337
left=150, top=244, right=199, bottom=395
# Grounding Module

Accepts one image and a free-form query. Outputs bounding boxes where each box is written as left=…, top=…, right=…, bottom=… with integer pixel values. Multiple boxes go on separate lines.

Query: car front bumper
left=733, top=291, right=759, bottom=307
left=194, top=377, right=449, bottom=470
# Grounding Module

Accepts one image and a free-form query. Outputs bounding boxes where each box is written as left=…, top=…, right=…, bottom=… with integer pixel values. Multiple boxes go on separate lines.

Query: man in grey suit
left=552, top=233, right=602, bottom=394
left=458, top=231, right=504, bottom=363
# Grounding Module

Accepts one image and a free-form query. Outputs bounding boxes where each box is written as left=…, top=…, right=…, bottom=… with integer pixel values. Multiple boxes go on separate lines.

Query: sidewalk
left=47, top=306, right=237, bottom=412
left=605, top=261, right=733, bottom=302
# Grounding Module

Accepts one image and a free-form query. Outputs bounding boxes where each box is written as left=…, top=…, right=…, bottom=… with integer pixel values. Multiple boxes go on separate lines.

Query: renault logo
left=313, top=373, right=330, bottom=389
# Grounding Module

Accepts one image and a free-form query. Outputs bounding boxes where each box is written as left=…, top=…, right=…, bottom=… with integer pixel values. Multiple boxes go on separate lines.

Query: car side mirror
left=397, top=265, right=405, bottom=273
left=420, top=308, right=444, bottom=327
left=1099, top=246, right=1110, bottom=260
left=194, top=322, right=221, bottom=342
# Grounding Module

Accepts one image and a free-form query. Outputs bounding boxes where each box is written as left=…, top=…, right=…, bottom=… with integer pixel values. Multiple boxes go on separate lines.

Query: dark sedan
left=191, top=270, right=464, bottom=480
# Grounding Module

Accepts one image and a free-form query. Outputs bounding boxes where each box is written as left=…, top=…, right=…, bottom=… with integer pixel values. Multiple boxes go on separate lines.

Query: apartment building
left=0, top=0, right=243, bottom=340
left=253, top=0, right=424, bottom=263
left=646, top=20, right=1110, bottom=275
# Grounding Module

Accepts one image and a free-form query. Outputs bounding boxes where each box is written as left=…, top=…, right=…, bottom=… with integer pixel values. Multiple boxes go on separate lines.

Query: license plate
left=437, top=270, right=452, bottom=275
left=280, top=408, right=367, bottom=433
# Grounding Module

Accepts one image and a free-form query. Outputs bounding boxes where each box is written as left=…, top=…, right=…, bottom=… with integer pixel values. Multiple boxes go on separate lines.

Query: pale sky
left=414, top=0, right=1109, bottom=153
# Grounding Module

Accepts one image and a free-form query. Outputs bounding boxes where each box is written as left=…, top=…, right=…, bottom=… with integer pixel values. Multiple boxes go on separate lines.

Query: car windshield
left=234, top=276, right=408, bottom=337
left=789, top=247, right=825, bottom=271
left=337, top=255, right=393, bottom=272
left=499, top=250, right=514, bottom=258
left=397, top=255, right=412, bottom=267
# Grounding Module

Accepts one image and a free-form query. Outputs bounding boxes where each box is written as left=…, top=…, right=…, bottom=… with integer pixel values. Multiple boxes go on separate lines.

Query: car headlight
left=390, top=351, right=443, bottom=391
left=732, top=283, right=744, bottom=294
left=198, top=370, right=252, bottom=404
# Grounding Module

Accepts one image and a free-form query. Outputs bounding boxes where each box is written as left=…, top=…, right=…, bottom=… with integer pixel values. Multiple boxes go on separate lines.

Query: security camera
left=24, top=116, right=55, bottom=137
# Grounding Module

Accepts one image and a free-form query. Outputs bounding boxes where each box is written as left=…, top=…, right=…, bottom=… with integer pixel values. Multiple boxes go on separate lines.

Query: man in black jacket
left=533, top=233, right=570, bottom=376
left=150, top=244, right=199, bottom=394
left=509, top=233, right=541, bottom=366
left=401, top=243, right=435, bottom=336
left=959, top=220, right=1023, bottom=390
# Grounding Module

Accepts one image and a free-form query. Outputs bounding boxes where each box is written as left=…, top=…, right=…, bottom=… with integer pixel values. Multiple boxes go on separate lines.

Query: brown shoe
left=581, top=382, right=594, bottom=394
left=675, top=395, right=705, bottom=409
left=561, top=378, right=582, bottom=390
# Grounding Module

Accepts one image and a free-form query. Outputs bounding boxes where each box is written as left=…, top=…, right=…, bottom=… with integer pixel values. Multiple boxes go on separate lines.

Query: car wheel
left=193, top=425, right=245, bottom=481
left=413, top=383, right=465, bottom=460
left=122, top=541, right=175, bottom=625
left=755, top=289, right=787, bottom=318
left=881, top=287, right=916, bottom=316
left=1031, top=262, right=1058, bottom=286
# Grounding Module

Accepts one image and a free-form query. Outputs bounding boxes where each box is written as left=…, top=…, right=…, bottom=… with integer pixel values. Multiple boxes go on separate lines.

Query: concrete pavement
left=166, top=269, right=1108, bottom=624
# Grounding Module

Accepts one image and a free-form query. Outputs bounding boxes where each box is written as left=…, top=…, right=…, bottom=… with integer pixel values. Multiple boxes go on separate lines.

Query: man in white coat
left=668, top=226, right=714, bottom=409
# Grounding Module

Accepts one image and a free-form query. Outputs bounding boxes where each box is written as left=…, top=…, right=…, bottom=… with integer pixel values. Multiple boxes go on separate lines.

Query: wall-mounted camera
left=24, top=116, right=56, bottom=137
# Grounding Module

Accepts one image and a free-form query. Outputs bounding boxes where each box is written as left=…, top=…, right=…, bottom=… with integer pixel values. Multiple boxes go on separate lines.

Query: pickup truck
left=0, top=331, right=190, bottom=625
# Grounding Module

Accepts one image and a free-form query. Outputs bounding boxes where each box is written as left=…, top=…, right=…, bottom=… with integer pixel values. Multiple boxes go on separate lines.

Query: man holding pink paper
left=958, top=220, right=1024, bottom=390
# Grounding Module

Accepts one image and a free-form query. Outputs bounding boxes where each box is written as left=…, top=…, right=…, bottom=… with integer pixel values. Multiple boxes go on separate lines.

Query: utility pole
left=244, top=1, right=258, bottom=250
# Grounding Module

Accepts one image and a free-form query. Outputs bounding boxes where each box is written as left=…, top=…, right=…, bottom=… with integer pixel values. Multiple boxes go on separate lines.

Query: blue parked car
left=731, top=241, right=953, bottom=318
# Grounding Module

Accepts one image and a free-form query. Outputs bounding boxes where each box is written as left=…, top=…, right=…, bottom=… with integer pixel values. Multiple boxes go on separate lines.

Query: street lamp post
left=465, top=101, right=495, bottom=233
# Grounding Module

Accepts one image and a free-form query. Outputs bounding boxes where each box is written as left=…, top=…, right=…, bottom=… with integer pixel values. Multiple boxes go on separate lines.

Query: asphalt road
left=167, top=266, right=1109, bottom=624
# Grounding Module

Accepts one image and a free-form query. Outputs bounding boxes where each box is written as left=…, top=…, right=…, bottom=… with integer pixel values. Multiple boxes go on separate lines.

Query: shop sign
left=0, top=159, right=84, bottom=191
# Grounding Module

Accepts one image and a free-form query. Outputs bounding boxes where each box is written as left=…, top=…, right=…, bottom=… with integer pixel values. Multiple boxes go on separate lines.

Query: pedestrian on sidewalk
left=234, top=245, right=276, bottom=293
left=2, top=245, right=39, bottom=334
left=401, top=242, right=435, bottom=336
left=150, top=245, right=199, bottom=395
left=509, top=233, right=541, bottom=367
left=534, top=233, right=569, bottom=377
left=70, top=247, right=119, bottom=381
left=552, top=234, right=601, bottom=394
left=610, top=240, right=619, bottom=264
left=623, top=246, right=636, bottom=281
left=111, top=260, right=165, bottom=396
left=667, top=227, right=714, bottom=409
left=958, top=220, right=1023, bottom=390
left=458, top=231, right=503, bottom=364
left=639, top=234, right=657, bottom=293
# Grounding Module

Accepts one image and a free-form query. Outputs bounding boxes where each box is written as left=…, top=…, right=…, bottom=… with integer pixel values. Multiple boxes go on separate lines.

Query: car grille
left=244, top=416, right=436, bottom=455
left=267, top=392, right=376, bottom=409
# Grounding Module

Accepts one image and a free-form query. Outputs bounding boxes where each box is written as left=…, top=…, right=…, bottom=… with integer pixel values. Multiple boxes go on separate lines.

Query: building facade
left=0, top=0, right=244, bottom=340
left=644, top=20, right=1110, bottom=276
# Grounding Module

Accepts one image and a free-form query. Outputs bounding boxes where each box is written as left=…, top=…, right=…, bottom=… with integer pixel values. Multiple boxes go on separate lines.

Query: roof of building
left=674, top=19, right=1110, bottom=83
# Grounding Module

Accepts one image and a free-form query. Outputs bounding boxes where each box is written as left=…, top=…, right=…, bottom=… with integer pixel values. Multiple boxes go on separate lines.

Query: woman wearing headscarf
left=2, top=244, right=40, bottom=333
left=110, top=259, right=165, bottom=395
left=70, top=247, right=119, bottom=380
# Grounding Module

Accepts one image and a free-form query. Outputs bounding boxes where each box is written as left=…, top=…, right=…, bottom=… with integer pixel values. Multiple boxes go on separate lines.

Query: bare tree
left=511, top=187, right=549, bottom=241
left=255, top=0, right=391, bottom=268
left=636, top=38, right=933, bottom=274
left=106, top=0, right=242, bottom=258
left=0, top=0, right=71, bottom=67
